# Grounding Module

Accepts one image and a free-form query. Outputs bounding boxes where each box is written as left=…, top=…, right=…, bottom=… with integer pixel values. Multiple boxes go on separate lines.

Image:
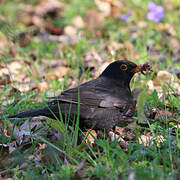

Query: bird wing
left=49, top=85, right=103, bottom=106
left=48, top=78, right=131, bottom=111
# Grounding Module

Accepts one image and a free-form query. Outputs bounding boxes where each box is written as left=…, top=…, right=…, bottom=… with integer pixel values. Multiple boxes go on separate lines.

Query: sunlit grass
left=0, top=0, right=179, bottom=179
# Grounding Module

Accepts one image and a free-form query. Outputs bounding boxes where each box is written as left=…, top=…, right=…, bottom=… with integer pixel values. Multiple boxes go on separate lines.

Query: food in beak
left=132, top=62, right=152, bottom=75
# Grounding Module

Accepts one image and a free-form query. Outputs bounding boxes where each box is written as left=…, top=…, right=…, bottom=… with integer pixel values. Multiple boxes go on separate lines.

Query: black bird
left=8, top=60, right=149, bottom=132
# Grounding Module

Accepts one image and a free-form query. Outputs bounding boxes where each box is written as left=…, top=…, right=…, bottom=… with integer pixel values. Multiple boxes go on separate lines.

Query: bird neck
left=100, top=71, right=133, bottom=85
left=99, top=76, right=132, bottom=91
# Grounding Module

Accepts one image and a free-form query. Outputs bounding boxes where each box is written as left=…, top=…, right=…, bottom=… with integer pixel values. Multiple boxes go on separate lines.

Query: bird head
left=100, top=60, right=150, bottom=85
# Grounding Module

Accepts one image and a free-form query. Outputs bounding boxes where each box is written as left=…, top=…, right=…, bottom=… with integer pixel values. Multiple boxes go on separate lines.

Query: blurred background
left=0, top=0, right=180, bottom=179
left=0, top=0, right=179, bottom=93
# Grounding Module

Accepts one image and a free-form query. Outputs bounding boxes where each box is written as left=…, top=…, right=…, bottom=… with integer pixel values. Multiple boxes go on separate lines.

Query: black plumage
left=8, top=60, right=147, bottom=132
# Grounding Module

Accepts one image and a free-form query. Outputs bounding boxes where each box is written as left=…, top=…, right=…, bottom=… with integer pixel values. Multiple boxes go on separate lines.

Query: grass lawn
left=0, top=0, right=179, bottom=179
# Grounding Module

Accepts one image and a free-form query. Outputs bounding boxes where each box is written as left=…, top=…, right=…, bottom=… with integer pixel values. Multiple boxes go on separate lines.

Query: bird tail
left=7, top=108, right=45, bottom=118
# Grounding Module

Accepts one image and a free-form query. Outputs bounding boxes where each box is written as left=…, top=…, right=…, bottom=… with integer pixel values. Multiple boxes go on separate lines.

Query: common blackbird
left=8, top=60, right=150, bottom=132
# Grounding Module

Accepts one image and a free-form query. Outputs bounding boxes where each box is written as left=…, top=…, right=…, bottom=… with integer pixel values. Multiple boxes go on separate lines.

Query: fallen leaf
left=38, top=143, right=46, bottom=150
left=72, top=16, right=85, bottom=29
left=155, top=110, right=173, bottom=121
left=85, top=10, right=104, bottom=31
left=0, top=74, right=11, bottom=85
left=9, top=45, right=16, bottom=57
left=156, top=135, right=166, bottom=145
left=11, top=82, right=35, bottom=92
left=7, top=61, right=22, bottom=74
left=139, top=134, right=153, bottom=146
left=110, top=0, right=122, bottom=17
left=64, top=25, right=78, bottom=41
left=170, top=38, right=180, bottom=50
left=46, top=66, right=70, bottom=80
left=18, top=32, right=31, bottom=47
left=109, top=131, right=128, bottom=149
left=147, top=70, right=180, bottom=98
left=139, top=134, right=166, bottom=147
left=95, top=0, right=111, bottom=17
left=36, top=81, right=49, bottom=93
left=107, top=41, right=124, bottom=52
left=34, top=1, right=64, bottom=17
left=138, top=21, right=148, bottom=28
left=31, top=15, right=44, bottom=29
left=18, top=12, right=33, bottom=26
left=13, top=119, right=41, bottom=145
left=84, top=129, right=97, bottom=145
left=165, top=23, right=176, bottom=36
left=158, top=23, right=176, bottom=36
left=45, top=24, right=63, bottom=35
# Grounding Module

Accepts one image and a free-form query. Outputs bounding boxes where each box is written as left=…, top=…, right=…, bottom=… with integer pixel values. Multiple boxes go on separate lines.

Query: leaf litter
left=0, top=0, right=179, bottom=178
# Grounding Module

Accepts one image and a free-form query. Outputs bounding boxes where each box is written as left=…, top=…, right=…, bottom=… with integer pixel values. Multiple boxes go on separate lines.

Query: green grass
left=0, top=0, right=180, bottom=179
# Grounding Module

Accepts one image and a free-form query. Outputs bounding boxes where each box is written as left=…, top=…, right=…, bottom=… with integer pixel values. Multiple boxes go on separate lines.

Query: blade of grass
left=74, top=85, right=80, bottom=147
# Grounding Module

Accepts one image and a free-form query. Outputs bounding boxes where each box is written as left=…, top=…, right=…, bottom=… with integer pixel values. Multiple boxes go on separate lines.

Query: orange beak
left=131, top=65, right=144, bottom=73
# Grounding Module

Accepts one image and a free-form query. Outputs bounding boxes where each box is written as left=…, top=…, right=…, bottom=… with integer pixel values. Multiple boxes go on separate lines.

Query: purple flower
left=120, top=11, right=132, bottom=22
left=146, top=2, right=164, bottom=22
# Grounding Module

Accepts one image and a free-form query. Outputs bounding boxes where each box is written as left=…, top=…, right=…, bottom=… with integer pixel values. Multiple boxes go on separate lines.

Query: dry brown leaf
left=95, top=0, right=111, bottom=17
left=83, top=49, right=104, bottom=78
left=64, top=26, right=78, bottom=40
left=38, top=143, right=46, bottom=150
left=124, top=41, right=135, bottom=53
left=17, top=9, right=33, bottom=26
left=156, top=135, right=166, bottom=145
left=154, top=71, right=174, bottom=85
left=45, top=24, right=63, bottom=35
left=11, top=82, right=35, bottom=92
left=0, top=39, right=9, bottom=49
left=1, top=60, right=33, bottom=86
left=158, top=23, right=176, bottom=36
left=108, top=131, right=128, bottom=149
left=18, top=32, right=31, bottom=47
left=115, top=126, right=135, bottom=140
left=147, top=70, right=180, bottom=98
left=7, top=61, right=22, bottom=74
left=46, top=66, right=69, bottom=80
left=9, top=46, right=16, bottom=57
left=170, top=38, right=180, bottom=50
left=31, top=15, right=44, bottom=28
left=0, top=142, right=17, bottom=168
left=110, top=0, right=122, bottom=17
left=138, top=21, right=148, bottom=29
left=84, top=129, right=97, bottom=145
left=85, top=10, right=104, bottom=31
left=0, top=74, right=11, bottom=85
left=36, top=81, right=49, bottom=93
left=155, top=110, right=173, bottom=121
left=165, top=23, right=176, bottom=36
left=34, top=1, right=64, bottom=17
left=72, top=16, right=85, bottom=29
left=139, top=134, right=153, bottom=146
left=115, top=126, right=124, bottom=135
left=95, top=0, right=122, bottom=17
left=13, top=119, right=41, bottom=145
left=139, top=134, right=166, bottom=147
left=84, top=49, right=103, bottom=64
left=11, top=72, right=28, bottom=83
left=107, top=41, right=124, bottom=52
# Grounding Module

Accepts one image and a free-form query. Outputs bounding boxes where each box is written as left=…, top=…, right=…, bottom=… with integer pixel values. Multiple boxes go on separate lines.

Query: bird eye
left=120, top=64, right=128, bottom=71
